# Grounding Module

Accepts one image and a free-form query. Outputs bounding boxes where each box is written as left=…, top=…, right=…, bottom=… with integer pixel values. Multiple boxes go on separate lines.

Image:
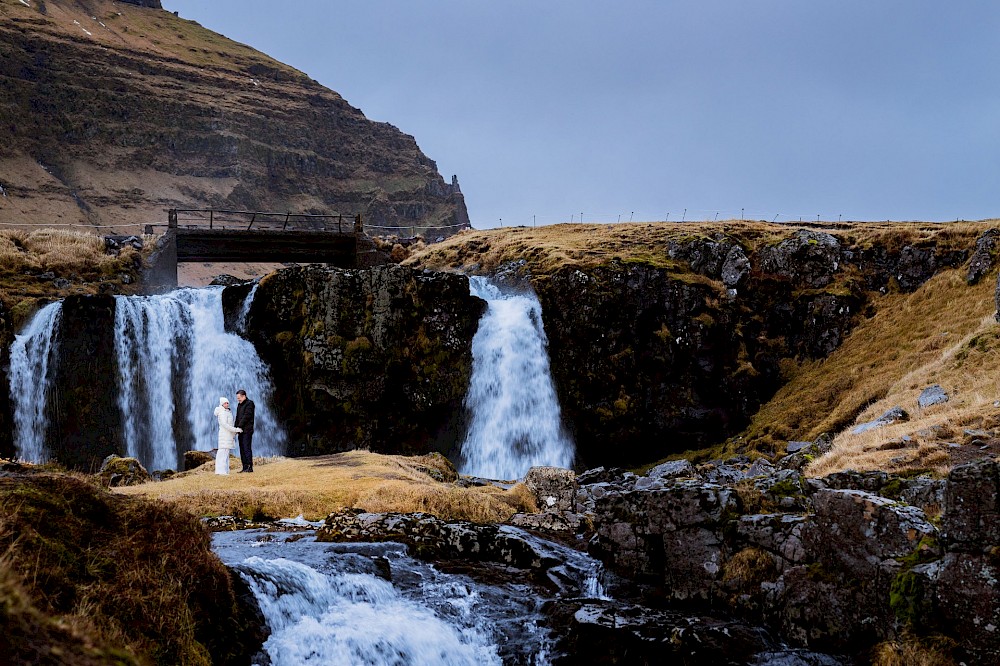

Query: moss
left=890, top=536, right=941, bottom=630
left=768, top=479, right=803, bottom=498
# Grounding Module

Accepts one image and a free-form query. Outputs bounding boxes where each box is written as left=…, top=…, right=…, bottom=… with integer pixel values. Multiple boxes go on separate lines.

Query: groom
left=235, top=389, right=255, bottom=473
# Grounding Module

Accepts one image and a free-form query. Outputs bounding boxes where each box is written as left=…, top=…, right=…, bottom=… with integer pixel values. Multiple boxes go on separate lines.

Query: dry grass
left=116, top=451, right=539, bottom=523
left=0, top=228, right=153, bottom=316
left=407, top=220, right=995, bottom=278
left=0, top=471, right=257, bottom=664
left=871, top=633, right=958, bottom=666
left=735, top=265, right=999, bottom=475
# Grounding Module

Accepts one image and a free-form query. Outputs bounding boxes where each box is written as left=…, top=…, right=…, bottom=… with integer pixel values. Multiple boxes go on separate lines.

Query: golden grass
left=871, top=633, right=958, bottom=666
left=407, top=220, right=995, bottom=278
left=734, top=265, right=999, bottom=474
left=115, top=451, right=538, bottom=523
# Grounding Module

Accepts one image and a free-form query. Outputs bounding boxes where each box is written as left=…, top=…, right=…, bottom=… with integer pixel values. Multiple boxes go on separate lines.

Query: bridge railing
left=150, top=209, right=363, bottom=233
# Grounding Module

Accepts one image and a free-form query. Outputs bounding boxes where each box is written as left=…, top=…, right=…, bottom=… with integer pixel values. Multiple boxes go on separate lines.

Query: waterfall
left=114, top=288, right=283, bottom=470
left=10, top=301, right=63, bottom=462
left=235, top=282, right=259, bottom=335
left=459, top=277, right=574, bottom=480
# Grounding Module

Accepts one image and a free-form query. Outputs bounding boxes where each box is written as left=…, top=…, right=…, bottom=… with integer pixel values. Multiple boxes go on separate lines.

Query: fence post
left=354, top=214, right=363, bottom=234
left=209, top=210, right=214, bottom=229
left=168, top=209, right=177, bottom=229
left=247, top=212, right=256, bottom=231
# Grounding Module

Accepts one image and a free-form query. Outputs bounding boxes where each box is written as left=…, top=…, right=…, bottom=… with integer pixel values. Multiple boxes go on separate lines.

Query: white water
left=235, top=282, right=259, bottom=336
left=459, top=277, right=574, bottom=480
left=10, top=301, right=63, bottom=462
left=114, top=288, right=283, bottom=470
left=236, top=556, right=503, bottom=666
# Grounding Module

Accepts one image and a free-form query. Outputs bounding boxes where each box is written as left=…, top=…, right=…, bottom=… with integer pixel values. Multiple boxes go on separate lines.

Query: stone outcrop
left=0, top=0, right=469, bottom=236
left=242, top=264, right=483, bottom=456
left=528, top=229, right=972, bottom=467
left=511, top=459, right=1000, bottom=663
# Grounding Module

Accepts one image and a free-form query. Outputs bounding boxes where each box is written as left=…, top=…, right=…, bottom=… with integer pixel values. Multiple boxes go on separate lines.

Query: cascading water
left=459, top=277, right=574, bottom=480
left=9, top=301, right=63, bottom=462
left=114, top=287, right=283, bottom=470
left=235, top=282, right=259, bottom=336
left=213, top=529, right=573, bottom=665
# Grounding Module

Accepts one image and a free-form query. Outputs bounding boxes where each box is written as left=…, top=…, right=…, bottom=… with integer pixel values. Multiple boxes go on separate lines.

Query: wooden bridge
left=145, top=209, right=377, bottom=289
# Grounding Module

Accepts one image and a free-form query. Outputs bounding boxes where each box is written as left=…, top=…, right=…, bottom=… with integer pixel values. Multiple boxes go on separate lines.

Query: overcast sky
left=163, top=1, right=1000, bottom=228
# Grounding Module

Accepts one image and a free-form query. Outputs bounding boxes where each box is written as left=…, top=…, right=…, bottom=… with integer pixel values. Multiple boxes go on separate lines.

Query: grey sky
left=163, top=1, right=1000, bottom=228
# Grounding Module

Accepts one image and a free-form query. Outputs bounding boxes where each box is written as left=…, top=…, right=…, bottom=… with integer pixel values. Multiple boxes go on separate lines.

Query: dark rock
left=757, top=230, right=841, bottom=289
left=98, top=454, right=150, bottom=487
left=589, top=480, right=737, bottom=599
left=917, top=384, right=948, bottom=409
left=967, top=228, right=1000, bottom=285
left=942, top=459, right=1000, bottom=552
left=548, top=600, right=772, bottom=666
left=576, top=467, right=627, bottom=485
left=184, top=450, right=214, bottom=470
left=209, top=274, right=250, bottom=287
left=895, top=246, right=938, bottom=291
left=721, top=245, right=751, bottom=288
left=52, top=277, right=71, bottom=289
left=935, top=552, right=1000, bottom=663
left=737, top=514, right=808, bottom=569
left=646, top=459, right=698, bottom=480
left=249, top=264, right=483, bottom=457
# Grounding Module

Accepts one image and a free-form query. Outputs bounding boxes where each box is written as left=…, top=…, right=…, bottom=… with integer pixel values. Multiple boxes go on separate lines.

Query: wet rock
left=917, top=384, right=948, bottom=409
left=316, top=510, right=560, bottom=571
left=548, top=600, right=772, bottom=666
left=852, top=406, right=909, bottom=434
left=209, top=274, right=250, bottom=287
left=968, top=229, right=1000, bottom=285
left=576, top=467, right=627, bottom=485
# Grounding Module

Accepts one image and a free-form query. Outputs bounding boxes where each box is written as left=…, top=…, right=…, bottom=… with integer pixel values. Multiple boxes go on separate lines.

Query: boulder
left=967, top=228, right=1000, bottom=285
left=851, top=406, right=909, bottom=434
left=646, top=459, right=698, bottom=480
left=756, top=230, right=841, bottom=289
left=98, top=454, right=150, bottom=487
left=935, top=553, right=1000, bottom=663
left=522, top=466, right=578, bottom=512
left=184, top=450, right=215, bottom=470
left=917, top=384, right=948, bottom=409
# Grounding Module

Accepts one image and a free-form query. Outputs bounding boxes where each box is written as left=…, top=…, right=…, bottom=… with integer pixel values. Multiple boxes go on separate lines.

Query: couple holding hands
left=214, top=390, right=255, bottom=475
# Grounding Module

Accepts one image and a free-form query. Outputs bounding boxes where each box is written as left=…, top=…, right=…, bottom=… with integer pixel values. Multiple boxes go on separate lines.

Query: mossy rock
left=183, top=450, right=215, bottom=471
left=98, top=455, right=150, bottom=487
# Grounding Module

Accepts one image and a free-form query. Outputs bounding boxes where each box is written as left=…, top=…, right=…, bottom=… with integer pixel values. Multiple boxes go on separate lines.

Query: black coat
left=235, top=398, right=255, bottom=434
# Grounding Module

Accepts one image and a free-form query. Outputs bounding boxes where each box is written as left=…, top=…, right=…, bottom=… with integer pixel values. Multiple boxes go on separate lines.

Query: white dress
left=214, top=406, right=241, bottom=475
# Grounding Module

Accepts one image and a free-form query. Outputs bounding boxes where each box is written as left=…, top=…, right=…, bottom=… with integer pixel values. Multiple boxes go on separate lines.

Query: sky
left=162, top=1, right=1000, bottom=229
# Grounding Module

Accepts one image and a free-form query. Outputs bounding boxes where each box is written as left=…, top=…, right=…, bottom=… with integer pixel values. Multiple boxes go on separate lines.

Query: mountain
left=0, top=0, right=470, bottom=236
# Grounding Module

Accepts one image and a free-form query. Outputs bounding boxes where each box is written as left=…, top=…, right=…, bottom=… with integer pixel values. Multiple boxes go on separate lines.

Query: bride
left=214, top=397, right=242, bottom=475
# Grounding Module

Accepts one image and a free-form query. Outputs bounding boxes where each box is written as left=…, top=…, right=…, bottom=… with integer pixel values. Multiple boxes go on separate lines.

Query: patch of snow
left=18, top=0, right=31, bottom=7
left=72, top=20, right=93, bottom=37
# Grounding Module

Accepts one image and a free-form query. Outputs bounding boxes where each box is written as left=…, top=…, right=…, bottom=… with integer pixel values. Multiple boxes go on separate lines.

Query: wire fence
left=473, top=209, right=978, bottom=228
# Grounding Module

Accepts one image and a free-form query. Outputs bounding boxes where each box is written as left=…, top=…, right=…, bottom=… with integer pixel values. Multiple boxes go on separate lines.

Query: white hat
left=219, top=396, right=229, bottom=406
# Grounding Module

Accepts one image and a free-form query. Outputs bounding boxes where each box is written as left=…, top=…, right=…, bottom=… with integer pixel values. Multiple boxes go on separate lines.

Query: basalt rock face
left=534, top=230, right=972, bottom=468
left=521, top=459, right=997, bottom=663
left=243, top=264, right=483, bottom=456
left=0, top=0, right=469, bottom=235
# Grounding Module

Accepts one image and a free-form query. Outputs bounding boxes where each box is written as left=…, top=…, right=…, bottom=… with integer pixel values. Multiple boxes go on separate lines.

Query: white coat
left=215, top=405, right=240, bottom=449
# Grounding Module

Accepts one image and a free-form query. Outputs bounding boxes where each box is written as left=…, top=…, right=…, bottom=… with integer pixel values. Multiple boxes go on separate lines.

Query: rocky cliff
left=411, top=221, right=988, bottom=468
left=236, top=264, right=483, bottom=457
left=0, top=0, right=469, bottom=235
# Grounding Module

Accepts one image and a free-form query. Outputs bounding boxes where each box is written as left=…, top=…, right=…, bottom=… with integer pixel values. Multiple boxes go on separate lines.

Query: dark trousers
left=238, top=431, right=254, bottom=471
